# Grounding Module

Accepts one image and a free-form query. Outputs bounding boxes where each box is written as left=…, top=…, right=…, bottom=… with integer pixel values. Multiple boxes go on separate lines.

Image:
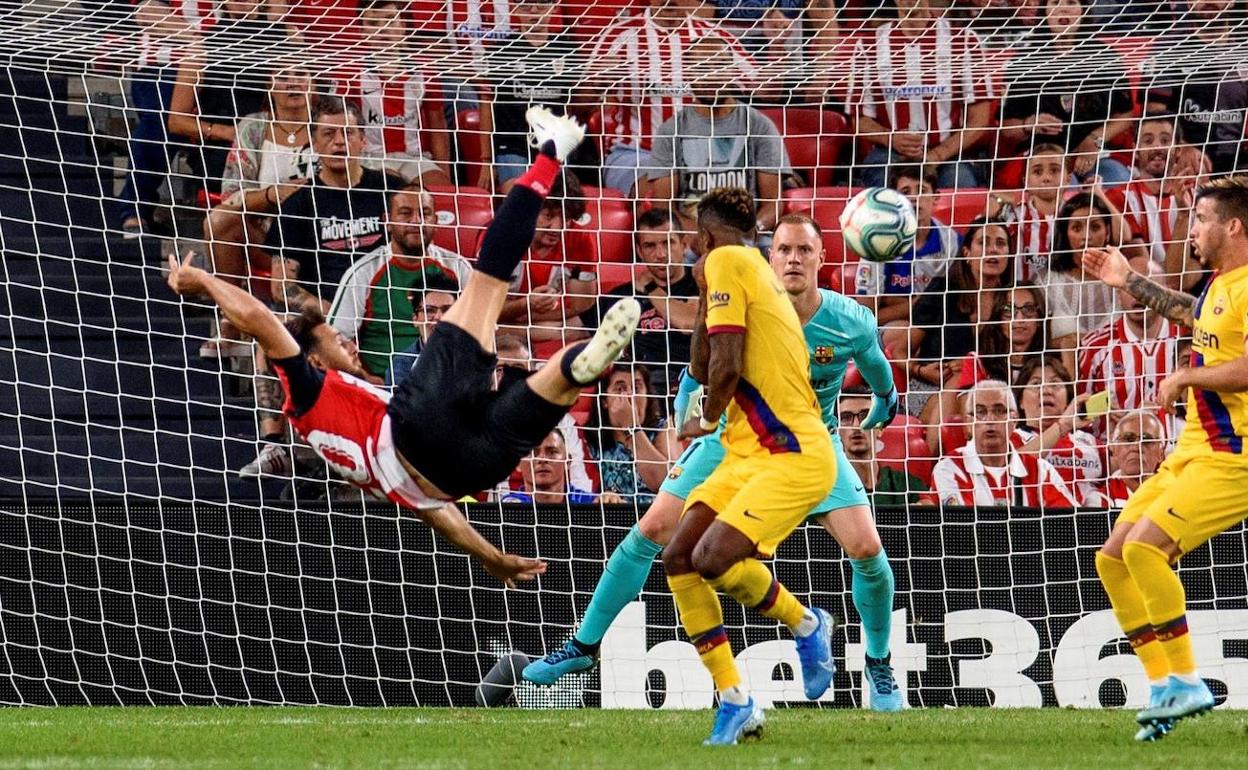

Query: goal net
left=1, top=0, right=1247, bottom=708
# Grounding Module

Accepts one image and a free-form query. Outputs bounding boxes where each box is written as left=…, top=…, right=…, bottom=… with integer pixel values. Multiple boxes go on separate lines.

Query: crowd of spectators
left=101, top=0, right=1248, bottom=507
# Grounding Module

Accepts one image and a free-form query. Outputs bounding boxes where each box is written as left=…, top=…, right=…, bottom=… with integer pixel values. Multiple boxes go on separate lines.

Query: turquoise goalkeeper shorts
left=659, top=432, right=869, bottom=517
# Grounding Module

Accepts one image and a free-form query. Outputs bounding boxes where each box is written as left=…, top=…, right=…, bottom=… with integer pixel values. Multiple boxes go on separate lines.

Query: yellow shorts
left=1117, top=451, right=1248, bottom=554
left=684, top=449, right=835, bottom=557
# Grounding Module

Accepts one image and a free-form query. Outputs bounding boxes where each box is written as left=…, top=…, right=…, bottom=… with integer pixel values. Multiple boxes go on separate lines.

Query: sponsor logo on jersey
left=882, top=84, right=950, bottom=100
left=1194, top=326, right=1221, bottom=350
left=708, top=290, right=731, bottom=308
left=813, top=345, right=834, bottom=365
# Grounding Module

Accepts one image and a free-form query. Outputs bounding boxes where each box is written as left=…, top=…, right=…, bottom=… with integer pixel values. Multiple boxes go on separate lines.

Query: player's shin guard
left=669, top=572, right=740, bottom=690
left=1122, top=541, right=1197, bottom=677
left=1095, top=551, right=1170, bottom=682
left=850, top=550, right=894, bottom=660
left=474, top=155, right=560, bottom=282
left=710, top=559, right=807, bottom=632
left=576, top=526, right=662, bottom=648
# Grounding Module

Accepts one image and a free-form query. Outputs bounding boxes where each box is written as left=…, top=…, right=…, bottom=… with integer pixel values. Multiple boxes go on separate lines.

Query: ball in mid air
left=839, top=187, right=918, bottom=263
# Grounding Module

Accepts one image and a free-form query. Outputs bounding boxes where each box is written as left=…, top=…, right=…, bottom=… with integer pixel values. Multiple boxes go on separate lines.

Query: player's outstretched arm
left=413, top=504, right=547, bottom=588
left=1083, top=246, right=1196, bottom=328
left=166, top=252, right=300, bottom=360
left=854, top=341, right=899, bottom=430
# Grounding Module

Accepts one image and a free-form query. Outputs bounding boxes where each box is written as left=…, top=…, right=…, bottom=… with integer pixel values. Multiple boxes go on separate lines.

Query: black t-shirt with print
left=581, top=270, right=699, bottom=390
left=264, top=168, right=395, bottom=299
left=484, top=31, right=582, bottom=158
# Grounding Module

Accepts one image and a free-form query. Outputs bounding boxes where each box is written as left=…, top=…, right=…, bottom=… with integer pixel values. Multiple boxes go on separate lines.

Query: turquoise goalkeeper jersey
left=804, top=288, right=889, bottom=429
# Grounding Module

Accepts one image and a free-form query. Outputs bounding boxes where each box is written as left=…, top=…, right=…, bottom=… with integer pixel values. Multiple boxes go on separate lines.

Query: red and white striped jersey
left=849, top=17, right=996, bottom=148
left=929, top=441, right=1076, bottom=508
left=1107, top=179, right=1178, bottom=265
left=1078, top=315, right=1183, bottom=430
left=336, top=66, right=445, bottom=159
left=278, top=366, right=443, bottom=510
left=1086, top=474, right=1136, bottom=509
left=1012, top=198, right=1055, bottom=282
left=590, top=9, right=758, bottom=152
left=1011, top=426, right=1104, bottom=505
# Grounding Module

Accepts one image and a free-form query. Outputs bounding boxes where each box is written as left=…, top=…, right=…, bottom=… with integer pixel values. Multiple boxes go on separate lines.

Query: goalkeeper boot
left=569, top=298, right=641, bottom=385
left=864, top=654, right=903, bottom=712
left=1136, top=676, right=1215, bottom=726
left=1134, top=683, right=1176, bottom=742
left=522, top=640, right=597, bottom=686
left=526, top=105, right=585, bottom=162
left=239, top=443, right=291, bottom=478
left=793, top=608, right=836, bottom=700
left=704, top=697, right=765, bottom=746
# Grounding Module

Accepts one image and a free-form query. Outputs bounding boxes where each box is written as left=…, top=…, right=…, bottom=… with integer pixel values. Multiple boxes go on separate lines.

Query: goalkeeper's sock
left=1122, top=541, right=1197, bottom=677
left=574, top=526, right=663, bottom=648
left=669, top=572, right=741, bottom=691
left=474, top=158, right=556, bottom=282
left=710, top=559, right=807, bottom=632
left=851, top=550, right=895, bottom=660
left=1095, top=550, right=1170, bottom=682
left=514, top=149, right=560, bottom=197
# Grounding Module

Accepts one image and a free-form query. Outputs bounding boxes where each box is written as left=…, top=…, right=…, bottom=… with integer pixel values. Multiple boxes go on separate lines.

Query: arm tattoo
left=1124, top=271, right=1196, bottom=327
left=255, top=370, right=285, bottom=413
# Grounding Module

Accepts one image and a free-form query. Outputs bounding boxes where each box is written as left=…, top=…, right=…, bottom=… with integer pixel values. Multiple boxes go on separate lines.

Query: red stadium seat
left=577, top=199, right=634, bottom=263
left=424, top=185, right=494, bottom=258
left=759, top=108, right=849, bottom=187
left=455, top=109, right=487, bottom=187
left=581, top=185, right=629, bottom=208
left=805, top=201, right=851, bottom=265
left=940, top=413, right=970, bottom=457
left=933, top=188, right=994, bottom=230
left=782, top=186, right=853, bottom=213
left=597, top=262, right=634, bottom=291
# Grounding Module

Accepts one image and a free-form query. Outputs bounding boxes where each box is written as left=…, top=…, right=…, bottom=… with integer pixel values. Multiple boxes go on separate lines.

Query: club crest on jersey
left=813, top=345, right=834, bottom=365
left=1214, top=296, right=1226, bottom=315
left=667, top=466, right=684, bottom=481
left=1112, top=361, right=1125, bottom=376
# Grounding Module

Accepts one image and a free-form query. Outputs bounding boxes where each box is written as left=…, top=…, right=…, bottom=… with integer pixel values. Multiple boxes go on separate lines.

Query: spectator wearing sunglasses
left=837, top=388, right=931, bottom=507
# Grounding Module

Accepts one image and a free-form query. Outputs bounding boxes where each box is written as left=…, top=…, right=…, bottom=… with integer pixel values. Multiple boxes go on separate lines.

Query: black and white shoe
left=569, top=298, right=640, bottom=385
left=526, top=106, right=585, bottom=162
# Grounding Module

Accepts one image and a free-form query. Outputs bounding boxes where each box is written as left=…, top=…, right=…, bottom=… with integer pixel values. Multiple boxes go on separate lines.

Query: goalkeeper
left=167, top=107, right=640, bottom=587
left=525, top=212, right=903, bottom=712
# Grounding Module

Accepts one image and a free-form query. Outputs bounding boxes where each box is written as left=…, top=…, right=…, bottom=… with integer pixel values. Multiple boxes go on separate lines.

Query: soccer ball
left=839, top=187, right=918, bottom=263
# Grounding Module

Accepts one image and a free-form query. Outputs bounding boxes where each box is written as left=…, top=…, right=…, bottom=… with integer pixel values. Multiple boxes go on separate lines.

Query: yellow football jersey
left=702, top=244, right=829, bottom=459
left=1179, top=263, right=1248, bottom=457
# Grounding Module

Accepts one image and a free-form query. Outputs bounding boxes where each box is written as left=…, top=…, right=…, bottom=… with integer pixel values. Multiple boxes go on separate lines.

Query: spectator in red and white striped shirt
left=850, top=0, right=996, bottom=190
left=1011, top=143, right=1067, bottom=282
left=1105, top=111, right=1207, bottom=267
left=335, top=0, right=454, bottom=186
left=588, top=0, right=758, bottom=196
left=1078, top=254, right=1185, bottom=438
left=1087, top=409, right=1166, bottom=509
left=1012, top=355, right=1103, bottom=504
left=929, top=379, right=1076, bottom=508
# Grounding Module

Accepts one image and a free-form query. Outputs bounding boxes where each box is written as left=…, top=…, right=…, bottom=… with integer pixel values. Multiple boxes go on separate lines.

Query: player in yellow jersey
left=1085, top=175, right=1248, bottom=741
left=661, top=188, right=836, bottom=746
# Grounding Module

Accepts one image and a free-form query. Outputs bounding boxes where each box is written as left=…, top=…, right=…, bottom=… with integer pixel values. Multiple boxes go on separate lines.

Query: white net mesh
left=1, top=0, right=1248, bottom=708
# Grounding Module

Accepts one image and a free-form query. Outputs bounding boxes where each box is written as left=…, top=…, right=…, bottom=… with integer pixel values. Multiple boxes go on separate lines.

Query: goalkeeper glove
left=673, top=367, right=704, bottom=427
left=861, top=387, right=899, bottom=431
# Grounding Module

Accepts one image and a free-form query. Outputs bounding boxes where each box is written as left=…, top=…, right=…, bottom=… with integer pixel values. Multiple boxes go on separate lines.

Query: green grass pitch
left=1, top=707, right=1244, bottom=769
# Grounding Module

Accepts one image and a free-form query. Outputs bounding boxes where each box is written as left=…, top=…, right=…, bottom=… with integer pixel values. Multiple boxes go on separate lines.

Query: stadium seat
left=933, top=188, right=995, bottom=230
left=940, top=413, right=970, bottom=457
left=782, top=186, right=853, bottom=214
left=581, top=185, right=629, bottom=207
left=759, top=108, right=849, bottom=187
left=875, top=417, right=934, bottom=480
left=577, top=199, right=634, bottom=263
left=806, top=201, right=851, bottom=264
left=455, top=109, right=486, bottom=187
left=424, top=185, right=494, bottom=258
left=597, top=262, right=634, bottom=291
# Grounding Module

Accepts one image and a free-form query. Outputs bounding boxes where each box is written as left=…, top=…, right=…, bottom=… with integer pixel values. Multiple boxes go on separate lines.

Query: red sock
left=514, top=153, right=561, bottom=198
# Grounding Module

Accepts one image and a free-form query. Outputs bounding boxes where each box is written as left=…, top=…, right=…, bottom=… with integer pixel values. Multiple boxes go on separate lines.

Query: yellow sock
left=1095, top=551, right=1169, bottom=681
left=1122, top=540, right=1196, bottom=677
left=710, top=559, right=807, bottom=631
left=667, top=572, right=740, bottom=691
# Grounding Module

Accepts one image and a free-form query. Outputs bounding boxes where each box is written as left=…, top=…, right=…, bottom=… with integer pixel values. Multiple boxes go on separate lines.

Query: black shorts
left=386, top=321, right=568, bottom=498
